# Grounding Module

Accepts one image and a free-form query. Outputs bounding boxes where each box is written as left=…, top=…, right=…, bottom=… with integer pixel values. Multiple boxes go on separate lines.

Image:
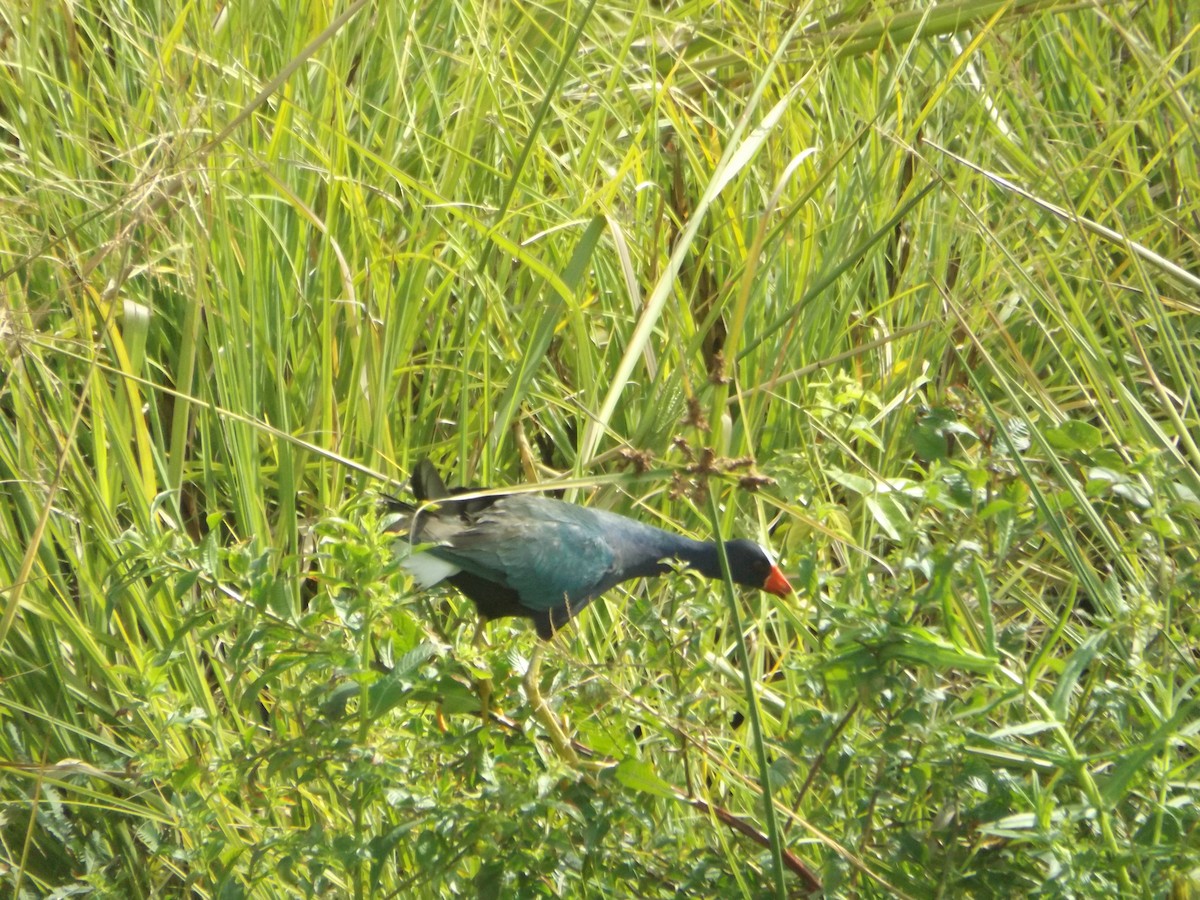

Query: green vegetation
left=2, top=0, right=1197, bottom=896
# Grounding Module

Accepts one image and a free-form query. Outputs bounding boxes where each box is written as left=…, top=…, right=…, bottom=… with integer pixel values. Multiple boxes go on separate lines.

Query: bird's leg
left=477, top=674, right=493, bottom=725
left=472, top=619, right=495, bottom=724
left=523, top=643, right=580, bottom=766
left=471, top=617, right=491, bottom=648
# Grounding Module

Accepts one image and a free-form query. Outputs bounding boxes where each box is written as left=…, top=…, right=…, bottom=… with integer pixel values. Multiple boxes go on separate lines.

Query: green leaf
left=867, top=494, right=908, bottom=540
left=366, top=674, right=410, bottom=720
left=1099, top=702, right=1196, bottom=809
left=1045, top=420, right=1102, bottom=453
left=393, top=641, right=439, bottom=678
left=978, top=498, right=1014, bottom=519
left=911, top=407, right=976, bottom=461
left=1088, top=467, right=1153, bottom=508
left=986, top=720, right=1062, bottom=740
left=767, top=757, right=798, bottom=792
left=827, top=467, right=875, bottom=495
left=1049, top=632, right=1107, bottom=721
left=882, top=626, right=998, bottom=674
left=615, top=758, right=678, bottom=800
left=320, top=681, right=359, bottom=720
left=172, top=569, right=201, bottom=599
left=434, top=677, right=485, bottom=715
left=365, top=642, right=439, bottom=718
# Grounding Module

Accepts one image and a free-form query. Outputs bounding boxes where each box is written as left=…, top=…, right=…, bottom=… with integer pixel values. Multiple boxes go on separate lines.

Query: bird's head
left=722, top=539, right=792, bottom=596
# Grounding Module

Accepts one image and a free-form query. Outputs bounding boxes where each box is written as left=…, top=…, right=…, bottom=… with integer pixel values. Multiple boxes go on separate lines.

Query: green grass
left=2, top=0, right=1198, bottom=896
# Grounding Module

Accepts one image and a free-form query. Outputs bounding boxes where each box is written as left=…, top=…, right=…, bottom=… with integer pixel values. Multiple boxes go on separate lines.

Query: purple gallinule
left=389, top=459, right=792, bottom=761
left=390, top=459, right=792, bottom=638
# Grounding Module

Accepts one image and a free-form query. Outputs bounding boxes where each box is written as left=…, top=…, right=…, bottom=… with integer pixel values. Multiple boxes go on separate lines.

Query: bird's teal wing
left=427, top=497, right=618, bottom=618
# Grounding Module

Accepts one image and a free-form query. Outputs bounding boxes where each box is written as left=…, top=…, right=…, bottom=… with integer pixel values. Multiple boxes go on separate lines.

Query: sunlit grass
left=1, top=0, right=1197, bottom=896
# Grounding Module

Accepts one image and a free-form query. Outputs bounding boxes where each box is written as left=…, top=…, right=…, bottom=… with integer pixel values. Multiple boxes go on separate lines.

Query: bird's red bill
left=763, top=565, right=792, bottom=596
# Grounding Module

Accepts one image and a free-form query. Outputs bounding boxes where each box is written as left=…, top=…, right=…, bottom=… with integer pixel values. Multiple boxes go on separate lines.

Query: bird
left=388, top=459, right=793, bottom=640
left=386, top=459, right=793, bottom=761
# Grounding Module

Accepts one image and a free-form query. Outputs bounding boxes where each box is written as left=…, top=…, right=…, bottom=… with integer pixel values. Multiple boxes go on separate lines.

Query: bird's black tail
left=411, top=458, right=450, bottom=501
left=380, top=459, right=447, bottom=530
left=383, top=459, right=498, bottom=531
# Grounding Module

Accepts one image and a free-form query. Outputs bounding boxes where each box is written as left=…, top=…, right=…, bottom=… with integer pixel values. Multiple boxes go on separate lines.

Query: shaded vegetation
left=1, top=0, right=1198, bottom=896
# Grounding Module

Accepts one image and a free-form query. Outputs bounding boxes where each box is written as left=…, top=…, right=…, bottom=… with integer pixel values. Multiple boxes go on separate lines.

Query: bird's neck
left=588, top=508, right=726, bottom=582
left=623, top=529, right=722, bottom=580
left=659, top=536, right=725, bottom=579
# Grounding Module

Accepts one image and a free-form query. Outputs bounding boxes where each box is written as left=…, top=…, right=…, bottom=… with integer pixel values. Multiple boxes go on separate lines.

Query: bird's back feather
left=389, top=460, right=753, bottom=638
